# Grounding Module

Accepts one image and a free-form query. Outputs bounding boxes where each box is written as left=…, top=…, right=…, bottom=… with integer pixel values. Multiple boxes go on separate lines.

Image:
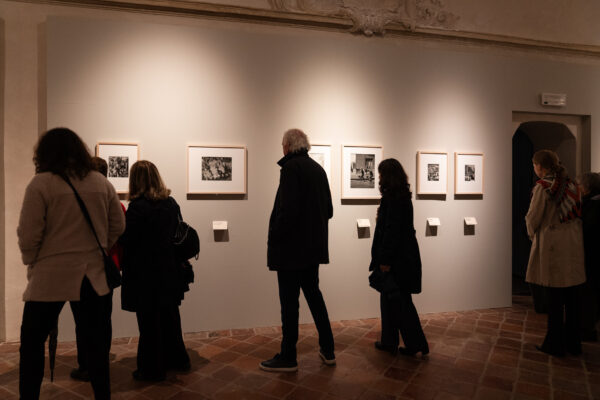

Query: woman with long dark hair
left=119, top=160, right=190, bottom=381
left=370, top=158, right=429, bottom=356
left=526, top=150, right=585, bottom=356
left=17, top=127, right=125, bottom=399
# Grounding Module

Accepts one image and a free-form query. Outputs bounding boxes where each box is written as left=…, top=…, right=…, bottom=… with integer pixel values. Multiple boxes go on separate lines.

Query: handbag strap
left=60, top=175, right=108, bottom=258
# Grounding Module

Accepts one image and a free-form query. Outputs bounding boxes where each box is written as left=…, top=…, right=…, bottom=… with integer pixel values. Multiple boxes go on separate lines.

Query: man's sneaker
left=319, top=350, right=336, bottom=366
left=259, top=353, right=298, bottom=372
left=69, top=367, right=90, bottom=382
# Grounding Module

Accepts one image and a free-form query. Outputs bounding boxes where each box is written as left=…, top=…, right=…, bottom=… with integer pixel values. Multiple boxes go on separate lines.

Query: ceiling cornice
left=12, top=0, right=600, bottom=59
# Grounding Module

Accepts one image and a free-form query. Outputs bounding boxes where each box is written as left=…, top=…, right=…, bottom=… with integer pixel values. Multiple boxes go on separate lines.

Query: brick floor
left=0, top=296, right=598, bottom=399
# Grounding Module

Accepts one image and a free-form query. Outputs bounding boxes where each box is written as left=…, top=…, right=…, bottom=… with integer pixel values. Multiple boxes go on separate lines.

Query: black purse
left=368, top=268, right=401, bottom=299
left=173, top=210, right=200, bottom=261
left=62, top=176, right=122, bottom=290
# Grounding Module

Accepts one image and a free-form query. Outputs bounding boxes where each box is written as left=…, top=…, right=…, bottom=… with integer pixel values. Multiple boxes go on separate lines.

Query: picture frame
left=341, top=145, right=383, bottom=199
left=308, top=144, right=332, bottom=182
left=95, top=142, right=140, bottom=194
left=416, top=151, right=448, bottom=195
left=454, top=152, right=484, bottom=195
left=187, top=145, right=247, bottom=194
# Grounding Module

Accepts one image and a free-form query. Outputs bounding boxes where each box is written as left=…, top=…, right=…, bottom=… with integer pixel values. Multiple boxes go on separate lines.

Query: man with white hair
left=260, top=128, right=335, bottom=372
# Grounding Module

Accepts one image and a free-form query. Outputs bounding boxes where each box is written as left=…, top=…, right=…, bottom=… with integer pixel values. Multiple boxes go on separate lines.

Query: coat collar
left=277, top=149, right=309, bottom=167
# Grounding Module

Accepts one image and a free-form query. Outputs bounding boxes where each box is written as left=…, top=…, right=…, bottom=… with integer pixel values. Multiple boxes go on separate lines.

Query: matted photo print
left=308, top=144, right=332, bottom=182
left=188, top=146, right=246, bottom=194
left=341, top=145, right=383, bottom=199
left=455, top=152, right=484, bottom=195
left=417, top=151, right=448, bottom=195
left=95, top=142, right=139, bottom=193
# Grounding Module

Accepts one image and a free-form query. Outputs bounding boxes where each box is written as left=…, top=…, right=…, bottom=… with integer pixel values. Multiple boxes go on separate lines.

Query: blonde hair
left=532, top=149, right=567, bottom=178
left=283, top=129, right=311, bottom=153
left=128, top=160, right=171, bottom=201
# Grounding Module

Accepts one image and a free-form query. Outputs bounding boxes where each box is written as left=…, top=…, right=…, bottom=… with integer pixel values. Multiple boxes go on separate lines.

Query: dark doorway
left=512, top=121, right=577, bottom=298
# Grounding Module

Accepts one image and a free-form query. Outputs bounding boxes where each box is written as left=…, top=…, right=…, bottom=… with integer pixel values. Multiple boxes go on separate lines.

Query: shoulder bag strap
left=61, top=175, right=109, bottom=258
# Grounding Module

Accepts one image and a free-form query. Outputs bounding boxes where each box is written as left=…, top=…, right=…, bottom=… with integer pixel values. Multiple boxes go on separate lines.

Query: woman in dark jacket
left=580, top=172, right=600, bottom=341
left=120, top=160, right=190, bottom=381
left=370, top=158, right=429, bottom=357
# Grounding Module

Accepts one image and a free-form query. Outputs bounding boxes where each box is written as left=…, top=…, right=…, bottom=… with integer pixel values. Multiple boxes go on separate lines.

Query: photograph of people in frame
left=350, top=153, right=375, bottom=188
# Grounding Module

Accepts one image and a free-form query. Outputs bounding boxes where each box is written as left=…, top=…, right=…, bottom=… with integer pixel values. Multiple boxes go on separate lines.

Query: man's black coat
left=268, top=150, right=333, bottom=270
left=369, top=192, right=422, bottom=294
left=582, top=192, right=600, bottom=289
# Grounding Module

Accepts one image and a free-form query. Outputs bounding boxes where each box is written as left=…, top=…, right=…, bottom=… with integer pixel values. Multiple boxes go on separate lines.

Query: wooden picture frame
left=341, top=145, right=383, bottom=199
left=95, top=142, right=140, bottom=194
left=308, top=144, right=332, bottom=183
left=187, top=145, right=247, bottom=194
left=417, top=151, right=448, bottom=195
left=454, top=152, right=484, bottom=195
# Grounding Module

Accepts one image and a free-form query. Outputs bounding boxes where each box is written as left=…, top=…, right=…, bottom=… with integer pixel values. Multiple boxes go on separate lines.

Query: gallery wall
left=2, top=1, right=600, bottom=341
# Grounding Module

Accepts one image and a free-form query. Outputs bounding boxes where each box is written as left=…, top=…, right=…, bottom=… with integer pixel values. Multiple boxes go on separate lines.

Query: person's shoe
left=398, top=345, right=429, bottom=357
left=69, top=367, right=90, bottom=382
left=259, top=354, right=298, bottom=372
left=132, top=369, right=166, bottom=382
left=535, top=345, right=565, bottom=358
left=374, top=341, right=398, bottom=355
left=319, top=350, right=336, bottom=366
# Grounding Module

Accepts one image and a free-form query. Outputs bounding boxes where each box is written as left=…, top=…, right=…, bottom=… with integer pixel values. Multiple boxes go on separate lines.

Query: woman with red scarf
left=525, top=150, right=586, bottom=357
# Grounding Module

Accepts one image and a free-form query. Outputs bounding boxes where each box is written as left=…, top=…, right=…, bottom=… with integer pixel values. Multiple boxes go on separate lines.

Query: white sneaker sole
left=259, top=363, right=298, bottom=372
left=319, top=352, right=336, bottom=366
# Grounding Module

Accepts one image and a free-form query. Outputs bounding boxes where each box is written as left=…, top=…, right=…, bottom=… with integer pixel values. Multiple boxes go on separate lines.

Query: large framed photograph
left=309, top=144, right=332, bottom=182
left=95, top=142, right=139, bottom=194
left=417, top=151, right=448, bottom=195
left=341, top=145, right=383, bottom=199
left=188, top=145, right=247, bottom=194
left=455, top=152, right=484, bottom=195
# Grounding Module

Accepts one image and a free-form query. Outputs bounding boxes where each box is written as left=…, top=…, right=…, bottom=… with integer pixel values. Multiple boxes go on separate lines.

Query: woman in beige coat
left=17, top=128, right=125, bottom=399
left=525, top=149, right=585, bottom=357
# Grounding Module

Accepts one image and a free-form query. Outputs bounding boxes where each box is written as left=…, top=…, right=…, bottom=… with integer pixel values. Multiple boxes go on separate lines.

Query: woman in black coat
left=120, top=160, right=190, bottom=381
left=370, top=158, right=429, bottom=356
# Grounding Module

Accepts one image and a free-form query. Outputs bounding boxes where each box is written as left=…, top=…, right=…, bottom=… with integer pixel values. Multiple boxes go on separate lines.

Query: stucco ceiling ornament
left=268, top=0, right=459, bottom=36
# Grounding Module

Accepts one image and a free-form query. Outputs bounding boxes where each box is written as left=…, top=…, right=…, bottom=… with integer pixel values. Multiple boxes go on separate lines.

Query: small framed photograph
left=95, top=142, right=139, bottom=193
left=341, top=145, right=383, bottom=199
left=455, top=152, right=484, bottom=195
left=308, top=144, right=332, bottom=182
left=187, top=145, right=247, bottom=194
left=417, top=151, right=448, bottom=195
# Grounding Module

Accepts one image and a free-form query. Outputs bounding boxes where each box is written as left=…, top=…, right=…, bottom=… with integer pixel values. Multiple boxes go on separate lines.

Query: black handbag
left=62, top=176, right=122, bottom=290
left=173, top=211, right=200, bottom=261
left=368, top=268, right=401, bottom=299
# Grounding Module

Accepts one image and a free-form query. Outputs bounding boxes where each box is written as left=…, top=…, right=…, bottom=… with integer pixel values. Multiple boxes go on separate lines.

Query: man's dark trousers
left=277, top=264, right=334, bottom=361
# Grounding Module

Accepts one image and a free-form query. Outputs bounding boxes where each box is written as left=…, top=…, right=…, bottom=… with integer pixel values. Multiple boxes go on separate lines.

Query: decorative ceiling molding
left=268, top=0, right=459, bottom=36
left=14, top=0, right=600, bottom=59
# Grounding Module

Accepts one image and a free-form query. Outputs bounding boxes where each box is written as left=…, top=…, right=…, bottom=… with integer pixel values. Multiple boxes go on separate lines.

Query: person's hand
left=380, top=265, right=391, bottom=272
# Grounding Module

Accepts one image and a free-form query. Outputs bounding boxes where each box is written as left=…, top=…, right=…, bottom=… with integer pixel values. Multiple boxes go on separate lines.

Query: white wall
left=3, top=1, right=600, bottom=342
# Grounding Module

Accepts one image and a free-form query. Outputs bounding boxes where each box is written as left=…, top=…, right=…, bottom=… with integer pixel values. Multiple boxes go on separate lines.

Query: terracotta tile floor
left=1, top=296, right=599, bottom=399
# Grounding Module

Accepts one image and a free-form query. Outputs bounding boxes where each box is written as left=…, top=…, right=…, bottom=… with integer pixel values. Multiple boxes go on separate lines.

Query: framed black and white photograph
left=416, top=151, right=448, bottom=195
left=188, top=145, right=246, bottom=194
left=341, top=145, right=383, bottom=199
left=455, top=152, right=484, bottom=195
left=308, top=144, right=332, bottom=182
left=95, top=142, right=139, bottom=193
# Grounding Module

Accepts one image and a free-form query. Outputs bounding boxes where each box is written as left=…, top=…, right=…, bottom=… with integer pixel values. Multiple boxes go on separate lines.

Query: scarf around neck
left=537, top=175, right=582, bottom=223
